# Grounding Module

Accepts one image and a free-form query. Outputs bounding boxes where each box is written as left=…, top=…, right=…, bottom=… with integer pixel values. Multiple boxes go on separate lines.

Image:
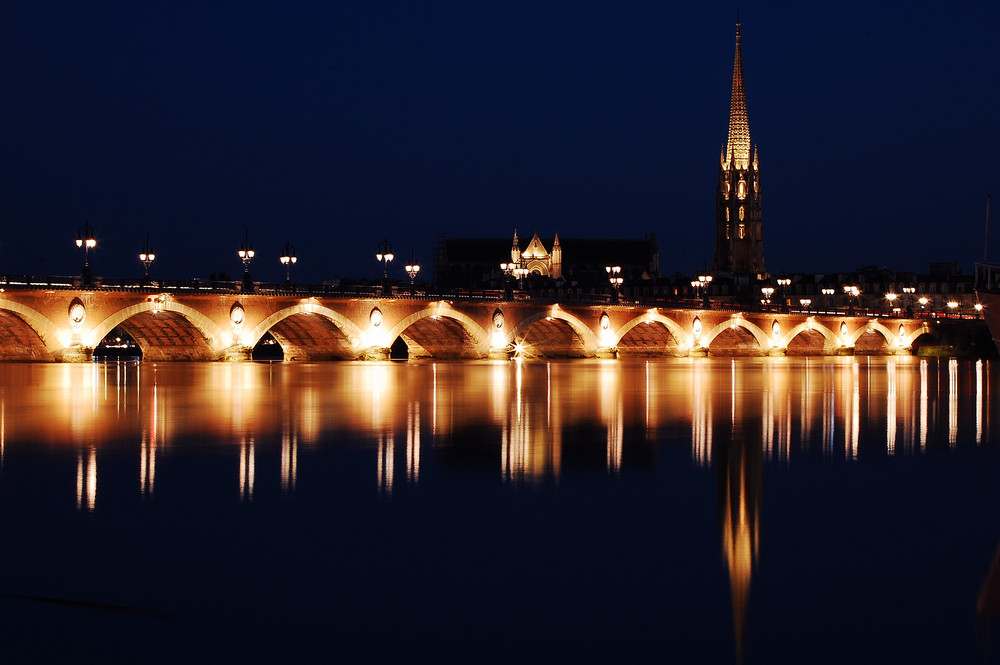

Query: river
left=0, top=357, right=997, bottom=664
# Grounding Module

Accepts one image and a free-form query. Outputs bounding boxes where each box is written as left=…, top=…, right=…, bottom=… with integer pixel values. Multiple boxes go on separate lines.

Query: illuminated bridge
left=0, top=280, right=932, bottom=362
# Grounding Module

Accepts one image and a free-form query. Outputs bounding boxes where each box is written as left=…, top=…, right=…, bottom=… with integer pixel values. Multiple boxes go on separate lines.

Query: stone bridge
left=0, top=288, right=930, bottom=361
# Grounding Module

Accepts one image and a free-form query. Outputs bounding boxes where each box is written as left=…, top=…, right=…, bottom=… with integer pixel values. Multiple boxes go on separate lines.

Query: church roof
left=725, top=19, right=751, bottom=170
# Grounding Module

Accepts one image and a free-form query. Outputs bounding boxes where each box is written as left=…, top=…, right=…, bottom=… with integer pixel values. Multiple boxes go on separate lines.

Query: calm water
left=1, top=357, right=999, bottom=663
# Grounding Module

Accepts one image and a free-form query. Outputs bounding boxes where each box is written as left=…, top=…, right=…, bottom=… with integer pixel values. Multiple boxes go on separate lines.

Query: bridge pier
left=595, top=347, right=618, bottom=359
left=767, top=346, right=786, bottom=357
left=224, top=346, right=253, bottom=362
left=362, top=346, right=390, bottom=361
left=58, top=345, right=93, bottom=363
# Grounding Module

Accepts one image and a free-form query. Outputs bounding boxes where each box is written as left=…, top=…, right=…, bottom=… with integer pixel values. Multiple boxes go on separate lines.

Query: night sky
left=0, top=2, right=996, bottom=285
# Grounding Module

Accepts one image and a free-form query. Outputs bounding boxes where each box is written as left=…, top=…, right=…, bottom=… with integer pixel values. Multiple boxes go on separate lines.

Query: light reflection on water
left=0, top=356, right=998, bottom=663
left=0, top=356, right=996, bottom=508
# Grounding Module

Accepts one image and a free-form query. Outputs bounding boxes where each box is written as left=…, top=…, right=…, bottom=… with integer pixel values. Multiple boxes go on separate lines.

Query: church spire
left=726, top=17, right=751, bottom=171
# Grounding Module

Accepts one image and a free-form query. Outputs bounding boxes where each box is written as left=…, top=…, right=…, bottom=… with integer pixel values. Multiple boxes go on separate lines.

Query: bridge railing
left=0, top=275, right=948, bottom=319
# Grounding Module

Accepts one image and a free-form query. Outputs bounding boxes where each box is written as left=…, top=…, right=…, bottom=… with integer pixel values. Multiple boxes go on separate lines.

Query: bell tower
left=713, top=18, right=766, bottom=277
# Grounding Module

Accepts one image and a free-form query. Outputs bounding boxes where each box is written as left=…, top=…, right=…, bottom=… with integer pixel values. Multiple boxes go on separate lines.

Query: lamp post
left=885, top=292, right=898, bottom=316
left=821, top=287, right=835, bottom=311
left=513, top=266, right=528, bottom=290
left=606, top=265, right=623, bottom=304
left=280, top=242, right=297, bottom=287
left=761, top=286, right=774, bottom=309
left=698, top=274, right=713, bottom=307
left=238, top=230, right=255, bottom=293
left=843, top=285, right=860, bottom=315
left=404, top=251, right=420, bottom=293
left=138, top=233, right=155, bottom=284
left=902, top=286, right=916, bottom=316
left=776, top=276, right=791, bottom=312
left=375, top=237, right=394, bottom=296
left=799, top=298, right=812, bottom=312
left=75, top=220, right=97, bottom=287
left=500, top=262, right=515, bottom=299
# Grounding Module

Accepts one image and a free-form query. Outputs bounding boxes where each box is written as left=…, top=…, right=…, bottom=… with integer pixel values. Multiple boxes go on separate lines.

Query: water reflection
left=0, top=357, right=997, bottom=663
left=0, top=358, right=991, bottom=482
left=239, top=437, right=255, bottom=502
left=717, top=426, right=760, bottom=664
left=76, top=446, right=97, bottom=512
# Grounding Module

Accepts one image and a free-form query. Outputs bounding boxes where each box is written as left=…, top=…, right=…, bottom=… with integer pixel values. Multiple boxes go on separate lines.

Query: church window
left=737, top=179, right=746, bottom=200
left=725, top=225, right=730, bottom=239
left=739, top=206, right=745, bottom=221
left=738, top=224, right=746, bottom=239
left=725, top=208, right=730, bottom=221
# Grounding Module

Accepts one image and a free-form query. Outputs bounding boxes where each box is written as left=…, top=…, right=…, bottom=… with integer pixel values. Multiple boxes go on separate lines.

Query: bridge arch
left=385, top=305, right=491, bottom=359
left=782, top=320, right=840, bottom=355
left=615, top=313, right=688, bottom=356
left=248, top=304, right=367, bottom=360
left=849, top=320, right=895, bottom=353
left=508, top=309, right=599, bottom=358
left=89, top=299, right=231, bottom=361
left=703, top=317, right=769, bottom=355
left=0, top=299, right=63, bottom=360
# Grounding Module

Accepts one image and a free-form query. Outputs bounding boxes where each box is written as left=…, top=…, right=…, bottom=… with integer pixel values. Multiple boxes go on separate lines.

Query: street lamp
left=884, top=293, right=898, bottom=317
left=376, top=237, right=394, bottom=295
left=75, top=220, right=97, bottom=287
left=280, top=242, right=297, bottom=287
left=698, top=274, right=713, bottom=306
left=691, top=279, right=702, bottom=300
left=500, top=262, right=515, bottom=298
left=843, top=285, right=860, bottom=314
left=820, top=287, right=835, bottom=310
left=606, top=265, right=623, bottom=303
left=902, top=286, right=916, bottom=315
left=776, top=276, right=791, bottom=311
left=139, top=233, right=155, bottom=284
left=404, top=251, right=420, bottom=288
left=238, top=230, right=255, bottom=293
left=799, top=298, right=812, bottom=312
left=761, top=286, right=774, bottom=307
left=513, top=266, right=529, bottom=289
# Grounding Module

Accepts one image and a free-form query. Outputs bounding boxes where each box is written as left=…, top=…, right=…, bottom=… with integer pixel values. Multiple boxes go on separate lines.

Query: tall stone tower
left=713, top=19, right=766, bottom=277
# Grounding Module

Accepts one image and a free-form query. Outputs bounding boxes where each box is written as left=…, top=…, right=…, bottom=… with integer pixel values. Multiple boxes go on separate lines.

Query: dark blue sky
left=0, top=2, right=996, bottom=284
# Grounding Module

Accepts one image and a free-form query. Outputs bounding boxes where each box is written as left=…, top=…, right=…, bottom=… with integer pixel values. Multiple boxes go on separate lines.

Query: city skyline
left=0, top=2, right=996, bottom=284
